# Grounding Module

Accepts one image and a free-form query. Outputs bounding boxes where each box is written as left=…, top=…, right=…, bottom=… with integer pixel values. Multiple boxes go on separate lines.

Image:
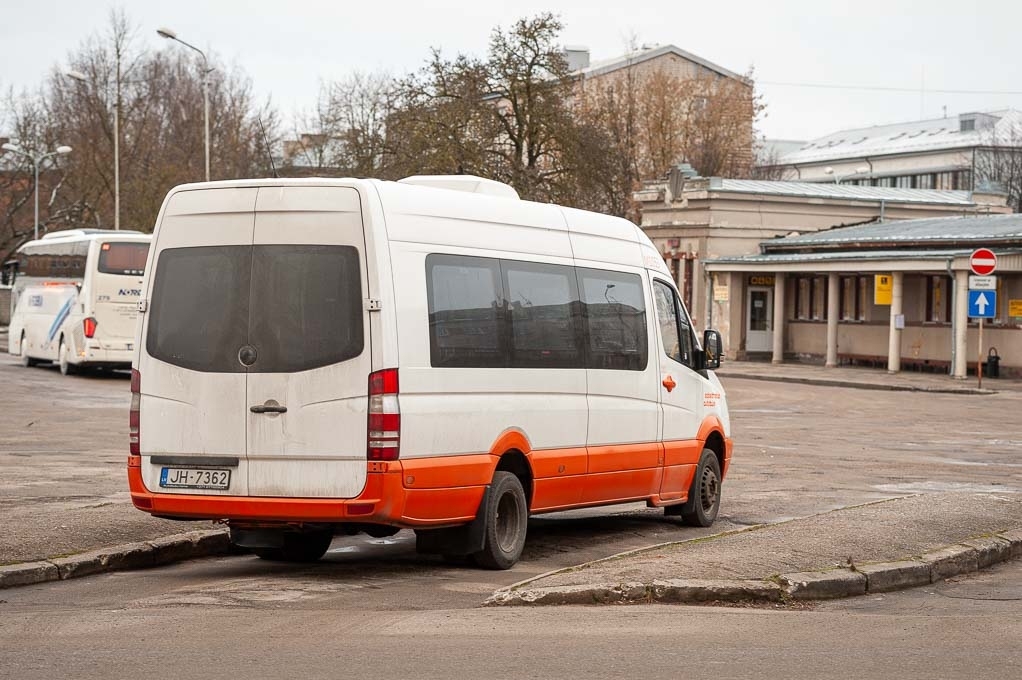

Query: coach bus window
left=98, top=242, right=150, bottom=276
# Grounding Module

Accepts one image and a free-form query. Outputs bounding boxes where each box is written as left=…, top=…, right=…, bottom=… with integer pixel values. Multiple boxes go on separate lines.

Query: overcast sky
left=3, top=0, right=1021, bottom=141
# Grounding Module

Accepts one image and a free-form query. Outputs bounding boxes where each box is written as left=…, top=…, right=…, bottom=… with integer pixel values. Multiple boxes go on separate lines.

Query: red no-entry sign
left=970, top=248, right=997, bottom=276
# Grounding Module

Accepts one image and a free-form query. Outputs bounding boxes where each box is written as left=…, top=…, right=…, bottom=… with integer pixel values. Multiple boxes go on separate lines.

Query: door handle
left=662, top=375, right=676, bottom=392
left=251, top=404, right=287, bottom=414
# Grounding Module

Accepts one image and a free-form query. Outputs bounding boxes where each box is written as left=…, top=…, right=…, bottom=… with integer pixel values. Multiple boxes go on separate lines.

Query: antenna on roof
left=257, top=117, right=279, bottom=179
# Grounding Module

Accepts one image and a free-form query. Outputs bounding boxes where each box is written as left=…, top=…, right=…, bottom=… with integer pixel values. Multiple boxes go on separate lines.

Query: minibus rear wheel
left=473, top=471, right=528, bottom=570
left=253, top=529, right=333, bottom=563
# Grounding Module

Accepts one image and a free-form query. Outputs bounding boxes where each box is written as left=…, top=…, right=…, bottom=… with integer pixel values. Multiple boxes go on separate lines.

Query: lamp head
left=63, top=69, right=88, bottom=83
left=156, top=27, right=177, bottom=40
left=2, top=142, right=20, bottom=152
left=56, top=146, right=72, bottom=155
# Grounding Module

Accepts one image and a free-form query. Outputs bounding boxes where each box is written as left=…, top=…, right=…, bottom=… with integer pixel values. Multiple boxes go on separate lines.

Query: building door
left=746, top=287, right=773, bottom=352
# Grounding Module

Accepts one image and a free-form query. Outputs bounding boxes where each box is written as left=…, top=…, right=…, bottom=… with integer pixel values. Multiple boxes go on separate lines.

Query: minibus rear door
left=245, top=186, right=372, bottom=499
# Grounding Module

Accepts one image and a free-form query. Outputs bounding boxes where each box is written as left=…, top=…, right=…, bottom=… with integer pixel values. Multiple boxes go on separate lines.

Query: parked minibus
left=8, top=229, right=151, bottom=374
left=128, top=176, right=732, bottom=569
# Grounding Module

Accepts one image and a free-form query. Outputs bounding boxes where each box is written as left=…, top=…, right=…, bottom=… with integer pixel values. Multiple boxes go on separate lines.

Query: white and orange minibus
left=128, top=176, right=732, bottom=569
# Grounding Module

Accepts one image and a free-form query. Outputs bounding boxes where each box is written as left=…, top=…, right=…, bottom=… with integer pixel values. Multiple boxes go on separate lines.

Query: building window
left=840, top=276, right=867, bottom=321
left=796, top=277, right=811, bottom=319
left=925, top=276, right=952, bottom=324
left=954, top=170, right=973, bottom=190
left=935, top=172, right=954, bottom=190
left=793, top=276, right=828, bottom=321
left=895, top=175, right=912, bottom=188
left=914, top=174, right=934, bottom=190
left=811, top=276, right=826, bottom=320
left=876, top=176, right=894, bottom=188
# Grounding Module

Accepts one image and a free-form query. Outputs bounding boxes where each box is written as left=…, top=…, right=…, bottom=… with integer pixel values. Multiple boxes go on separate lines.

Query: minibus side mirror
left=702, top=329, right=723, bottom=370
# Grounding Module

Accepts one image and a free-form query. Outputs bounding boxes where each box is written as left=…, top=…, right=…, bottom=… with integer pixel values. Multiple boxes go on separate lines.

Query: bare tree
left=0, top=9, right=280, bottom=266
left=974, top=116, right=1022, bottom=212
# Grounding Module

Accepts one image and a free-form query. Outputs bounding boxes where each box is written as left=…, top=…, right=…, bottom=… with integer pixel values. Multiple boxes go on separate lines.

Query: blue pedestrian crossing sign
left=968, top=290, right=996, bottom=318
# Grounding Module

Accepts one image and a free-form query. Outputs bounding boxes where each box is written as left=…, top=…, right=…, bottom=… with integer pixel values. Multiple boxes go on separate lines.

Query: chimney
left=563, top=46, right=590, bottom=72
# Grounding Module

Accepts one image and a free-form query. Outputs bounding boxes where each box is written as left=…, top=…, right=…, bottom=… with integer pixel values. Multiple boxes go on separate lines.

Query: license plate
left=160, top=467, right=231, bottom=490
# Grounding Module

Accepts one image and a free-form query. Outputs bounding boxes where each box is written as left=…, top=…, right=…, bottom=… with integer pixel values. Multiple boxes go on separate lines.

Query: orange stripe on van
left=587, top=442, right=661, bottom=474
left=401, top=454, right=495, bottom=489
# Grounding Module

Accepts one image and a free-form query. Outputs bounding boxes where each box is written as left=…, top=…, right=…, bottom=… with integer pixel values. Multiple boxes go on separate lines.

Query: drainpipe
left=946, top=258, right=955, bottom=376
left=879, top=199, right=886, bottom=222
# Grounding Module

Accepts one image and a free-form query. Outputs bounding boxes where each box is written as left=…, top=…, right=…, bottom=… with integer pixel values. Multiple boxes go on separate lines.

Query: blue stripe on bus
left=46, top=295, right=75, bottom=344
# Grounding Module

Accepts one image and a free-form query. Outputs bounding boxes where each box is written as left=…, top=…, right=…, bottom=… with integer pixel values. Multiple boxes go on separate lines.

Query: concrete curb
left=0, top=529, right=232, bottom=590
left=719, top=371, right=995, bottom=395
left=485, top=528, right=1022, bottom=607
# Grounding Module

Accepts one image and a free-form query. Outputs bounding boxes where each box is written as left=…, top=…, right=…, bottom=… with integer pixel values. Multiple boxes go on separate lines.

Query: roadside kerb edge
left=0, top=529, right=232, bottom=590
left=485, top=528, right=1022, bottom=606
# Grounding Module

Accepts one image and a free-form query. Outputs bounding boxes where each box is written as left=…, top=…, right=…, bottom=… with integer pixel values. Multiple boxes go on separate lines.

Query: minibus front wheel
left=473, top=471, right=528, bottom=570
left=667, top=448, right=722, bottom=527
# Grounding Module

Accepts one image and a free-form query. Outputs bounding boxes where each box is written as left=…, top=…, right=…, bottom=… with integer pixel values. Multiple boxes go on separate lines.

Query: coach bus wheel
left=473, top=471, right=528, bottom=570
left=58, top=337, right=76, bottom=376
left=20, top=333, right=38, bottom=368
left=253, top=530, right=333, bottom=563
left=678, top=449, right=722, bottom=527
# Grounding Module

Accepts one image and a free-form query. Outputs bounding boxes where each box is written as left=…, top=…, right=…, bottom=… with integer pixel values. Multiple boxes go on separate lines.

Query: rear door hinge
left=138, top=299, right=148, bottom=313
left=364, top=298, right=382, bottom=311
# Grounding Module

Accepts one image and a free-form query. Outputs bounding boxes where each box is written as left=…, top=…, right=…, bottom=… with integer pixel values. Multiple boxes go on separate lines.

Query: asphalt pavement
left=1, top=321, right=1021, bottom=597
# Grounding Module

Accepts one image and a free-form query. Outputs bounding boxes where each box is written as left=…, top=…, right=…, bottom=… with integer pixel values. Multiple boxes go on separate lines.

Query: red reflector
left=368, top=446, right=400, bottom=461
left=368, top=368, right=399, bottom=395
left=347, top=503, right=375, bottom=516
left=130, top=369, right=140, bottom=394
left=368, top=412, right=400, bottom=432
left=83, top=317, right=98, bottom=338
left=133, top=496, right=153, bottom=510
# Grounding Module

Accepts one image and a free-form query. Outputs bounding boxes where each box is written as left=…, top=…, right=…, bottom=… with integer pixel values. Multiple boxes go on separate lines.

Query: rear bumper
left=80, top=345, right=133, bottom=367
left=127, top=455, right=486, bottom=528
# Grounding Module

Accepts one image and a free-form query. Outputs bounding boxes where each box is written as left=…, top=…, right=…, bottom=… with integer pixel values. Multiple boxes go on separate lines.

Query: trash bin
left=985, top=347, right=1000, bottom=378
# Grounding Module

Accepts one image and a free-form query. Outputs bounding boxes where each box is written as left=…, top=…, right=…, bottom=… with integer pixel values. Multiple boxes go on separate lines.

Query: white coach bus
left=8, top=229, right=151, bottom=374
left=128, top=177, right=732, bottom=569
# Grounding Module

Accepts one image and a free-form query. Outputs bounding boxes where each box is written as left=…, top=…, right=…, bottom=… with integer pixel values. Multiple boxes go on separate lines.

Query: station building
left=703, top=213, right=1022, bottom=378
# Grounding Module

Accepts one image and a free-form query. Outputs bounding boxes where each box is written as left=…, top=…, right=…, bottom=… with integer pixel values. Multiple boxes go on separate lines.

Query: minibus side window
left=577, top=268, right=647, bottom=371
left=502, top=261, right=584, bottom=369
left=427, top=255, right=506, bottom=368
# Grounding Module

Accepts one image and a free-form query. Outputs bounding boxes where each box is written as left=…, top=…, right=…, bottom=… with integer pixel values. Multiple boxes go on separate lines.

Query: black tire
left=473, top=471, right=528, bottom=570
left=252, top=530, right=333, bottom=563
left=20, top=333, right=38, bottom=367
left=677, top=449, right=722, bottom=527
left=58, top=337, right=76, bottom=376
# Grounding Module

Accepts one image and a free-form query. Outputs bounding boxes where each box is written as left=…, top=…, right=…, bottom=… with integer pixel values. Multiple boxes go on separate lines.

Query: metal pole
left=114, top=64, right=121, bottom=229
left=203, top=72, right=210, bottom=181
left=33, top=155, right=40, bottom=241
left=977, top=318, right=984, bottom=389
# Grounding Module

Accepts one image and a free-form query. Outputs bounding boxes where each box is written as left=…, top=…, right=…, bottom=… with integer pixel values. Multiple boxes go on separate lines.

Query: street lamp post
left=64, top=69, right=121, bottom=230
left=824, top=165, right=871, bottom=186
left=1, top=143, right=73, bottom=240
left=157, top=27, right=211, bottom=182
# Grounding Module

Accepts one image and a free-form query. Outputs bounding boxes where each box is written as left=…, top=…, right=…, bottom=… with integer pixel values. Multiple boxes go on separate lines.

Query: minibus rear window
left=98, top=242, right=150, bottom=276
left=147, top=245, right=363, bottom=373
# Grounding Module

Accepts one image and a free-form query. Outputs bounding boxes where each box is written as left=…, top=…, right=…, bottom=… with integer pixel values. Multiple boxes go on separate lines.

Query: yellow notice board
left=1009, top=299, right=1022, bottom=318
left=874, top=274, right=893, bottom=305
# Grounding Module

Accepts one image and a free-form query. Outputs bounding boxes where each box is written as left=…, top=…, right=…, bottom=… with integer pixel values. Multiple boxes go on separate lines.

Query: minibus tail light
left=83, top=317, right=98, bottom=338
left=129, top=369, right=141, bottom=455
left=367, top=368, right=400, bottom=461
